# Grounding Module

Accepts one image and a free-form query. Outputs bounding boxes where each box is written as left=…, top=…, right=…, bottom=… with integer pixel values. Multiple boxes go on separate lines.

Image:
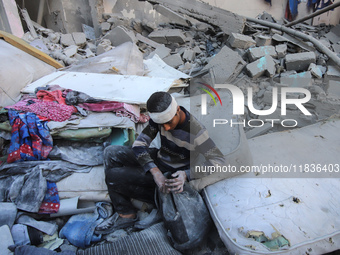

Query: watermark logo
left=199, top=83, right=312, bottom=128
left=198, top=82, right=222, bottom=108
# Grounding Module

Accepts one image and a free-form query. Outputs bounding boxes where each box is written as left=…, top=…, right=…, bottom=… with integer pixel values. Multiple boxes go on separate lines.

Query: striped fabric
left=132, top=107, right=224, bottom=176
left=77, top=223, right=182, bottom=255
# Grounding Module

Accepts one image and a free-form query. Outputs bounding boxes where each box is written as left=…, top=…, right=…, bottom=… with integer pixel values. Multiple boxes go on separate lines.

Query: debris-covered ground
left=1, top=0, right=340, bottom=254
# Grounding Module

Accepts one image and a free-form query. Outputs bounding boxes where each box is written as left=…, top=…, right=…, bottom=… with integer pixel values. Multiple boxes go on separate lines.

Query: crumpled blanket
left=79, top=101, right=149, bottom=123
left=7, top=110, right=53, bottom=163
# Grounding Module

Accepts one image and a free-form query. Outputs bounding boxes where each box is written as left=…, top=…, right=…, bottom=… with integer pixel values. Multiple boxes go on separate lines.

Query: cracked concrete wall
left=43, top=0, right=93, bottom=34
left=109, top=0, right=170, bottom=25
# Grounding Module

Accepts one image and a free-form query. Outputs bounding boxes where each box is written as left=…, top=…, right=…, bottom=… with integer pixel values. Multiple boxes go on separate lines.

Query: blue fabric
left=289, top=0, right=301, bottom=16
left=59, top=213, right=103, bottom=248
left=308, top=0, right=333, bottom=8
left=38, top=181, right=60, bottom=214
left=7, top=110, right=53, bottom=163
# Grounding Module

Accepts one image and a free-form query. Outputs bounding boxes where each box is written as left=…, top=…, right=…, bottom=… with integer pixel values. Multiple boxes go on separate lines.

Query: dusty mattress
left=204, top=117, right=340, bottom=254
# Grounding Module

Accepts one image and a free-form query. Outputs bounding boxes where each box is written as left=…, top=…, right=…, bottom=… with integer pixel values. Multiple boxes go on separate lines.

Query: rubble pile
left=21, top=0, right=340, bottom=138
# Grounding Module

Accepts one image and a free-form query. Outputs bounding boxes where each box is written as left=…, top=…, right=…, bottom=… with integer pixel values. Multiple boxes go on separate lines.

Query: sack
left=157, top=182, right=212, bottom=251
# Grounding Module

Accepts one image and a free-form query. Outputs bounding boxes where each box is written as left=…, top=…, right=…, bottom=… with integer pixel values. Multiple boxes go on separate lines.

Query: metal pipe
left=246, top=16, right=340, bottom=67
left=285, top=1, right=340, bottom=27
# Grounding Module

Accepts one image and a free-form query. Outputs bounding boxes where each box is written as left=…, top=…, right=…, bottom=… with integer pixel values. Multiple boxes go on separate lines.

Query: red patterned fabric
left=7, top=99, right=77, bottom=122
left=36, top=90, right=67, bottom=104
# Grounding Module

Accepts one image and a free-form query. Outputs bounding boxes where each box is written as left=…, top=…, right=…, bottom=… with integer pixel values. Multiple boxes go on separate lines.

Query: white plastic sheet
left=22, top=71, right=184, bottom=104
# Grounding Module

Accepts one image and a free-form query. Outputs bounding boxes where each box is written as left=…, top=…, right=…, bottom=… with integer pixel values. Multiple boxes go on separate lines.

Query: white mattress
left=204, top=118, right=340, bottom=254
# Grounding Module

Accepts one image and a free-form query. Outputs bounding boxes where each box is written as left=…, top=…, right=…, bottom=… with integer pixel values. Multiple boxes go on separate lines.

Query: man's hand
left=165, top=171, right=187, bottom=193
left=150, top=167, right=167, bottom=193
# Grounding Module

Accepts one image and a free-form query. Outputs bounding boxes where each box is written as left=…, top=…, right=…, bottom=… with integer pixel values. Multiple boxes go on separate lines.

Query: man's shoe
left=134, top=209, right=162, bottom=229
left=95, top=212, right=137, bottom=234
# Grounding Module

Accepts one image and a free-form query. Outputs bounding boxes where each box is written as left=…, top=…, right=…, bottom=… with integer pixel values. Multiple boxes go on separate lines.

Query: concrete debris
left=285, top=52, right=316, bottom=71
left=163, top=53, right=183, bottom=68
left=228, top=33, right=256, bottom=49
left=102, top=26, right=136, bottom=47
left=280, top=71, right=313, bottom=87
left=148, top=29, right=186, bottom=44
left=72, top=32, right=87, bottom=47
left=148, top=0, right=245, bottom=35
left=255, top=34, right=272, bottom=47
left=60, top=33, right=76, bottom=47
left=308, top=63, right=323, bottom=78
left=202, top=46, right=246, bottom=84
left=246, top=55, right=276, bottom=79
left=7, top=0, right=337, bottom=139
left=153, top=4, right=190, bottom=27
left=248, top=46, right=277, bottom=62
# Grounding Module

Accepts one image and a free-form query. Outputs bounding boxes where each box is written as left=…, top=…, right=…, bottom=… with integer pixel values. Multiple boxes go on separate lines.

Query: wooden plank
left=0, top=30, right=64, bottom=69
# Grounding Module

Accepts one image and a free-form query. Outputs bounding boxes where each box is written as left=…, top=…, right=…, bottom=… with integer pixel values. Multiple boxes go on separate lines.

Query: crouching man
left=95, top=92, right=224, bottom=234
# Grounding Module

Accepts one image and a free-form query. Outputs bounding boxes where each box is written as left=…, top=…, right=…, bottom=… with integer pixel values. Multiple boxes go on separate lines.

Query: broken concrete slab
left=275, top=44, right=287, bottom=58
left=165, top=29, right=186, bottom=44
left=151, top=45, right=171, bottom=59
left=308, top=63, right=323, bottom=78
left=163, top=53, right=183, bottom=68
left=248, top=45, right=277, bottom=62
left=148, top=29, right=186, bottom=44
left=147, top=0, right=245, bottom=35
left=280, top=71, right=313, bottom=87
left=202, top=46, right=246, bottom=84
left=146, top=30, right=167, bottom=44
left=63, top=45, right=78, bottom=58
left=102, top=26, right=136, bottom=46
left=136, top=33, right=163, bottom=49
left=60, top=33, right=76, bottom=47
left=255, top=34, right=272, bottom=47
left=100, top=22, right=111, bottom=34
left=285, top=52, right=316, bottom=72
left=228, top=33, right=256, bottom=49
left=96, top=39, right=113, bottom=55
left=72, top=32, right=87, bottom=47
left=246, top=55, right=276, bottom=79
left=182, top=49, right=195, bottom=62
left=154, top=4, right=190, bottom=27
left=325, top=66, right=340, bottom=82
